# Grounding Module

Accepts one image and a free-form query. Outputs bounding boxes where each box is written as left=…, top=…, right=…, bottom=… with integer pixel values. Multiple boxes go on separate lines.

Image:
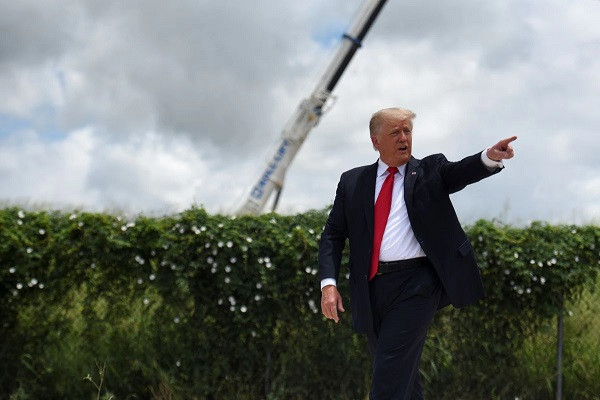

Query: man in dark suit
left=318, top=107, right=516, bottom=399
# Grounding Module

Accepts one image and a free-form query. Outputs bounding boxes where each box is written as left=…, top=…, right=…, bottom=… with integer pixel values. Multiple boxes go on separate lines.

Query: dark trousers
left=367, top=260, right=441, bottom=400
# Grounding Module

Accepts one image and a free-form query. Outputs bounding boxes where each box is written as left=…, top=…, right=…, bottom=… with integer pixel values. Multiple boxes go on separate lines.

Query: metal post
left=265, top=347, right=272, bottom=399
left=556, top=307, right=564, bottom=400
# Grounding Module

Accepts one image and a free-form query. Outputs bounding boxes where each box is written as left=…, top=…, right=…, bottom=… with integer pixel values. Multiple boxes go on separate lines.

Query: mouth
left=397, top=146, right=408, bottom=152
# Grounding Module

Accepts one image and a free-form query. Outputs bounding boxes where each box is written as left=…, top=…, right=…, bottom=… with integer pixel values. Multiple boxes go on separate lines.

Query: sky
left=1, top=0, right=599, bottom=225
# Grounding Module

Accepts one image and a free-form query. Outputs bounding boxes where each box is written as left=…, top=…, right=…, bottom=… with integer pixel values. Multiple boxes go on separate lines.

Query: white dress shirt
left=320, top=150, right=503, bottom=290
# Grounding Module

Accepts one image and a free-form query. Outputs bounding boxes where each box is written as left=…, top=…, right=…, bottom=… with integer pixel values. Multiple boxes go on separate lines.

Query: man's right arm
left=318, top=175, right=348, bottom=323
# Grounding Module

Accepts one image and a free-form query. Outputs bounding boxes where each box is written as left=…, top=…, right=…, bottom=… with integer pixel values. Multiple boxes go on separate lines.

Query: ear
left=370, top=135, right=379, bottom=150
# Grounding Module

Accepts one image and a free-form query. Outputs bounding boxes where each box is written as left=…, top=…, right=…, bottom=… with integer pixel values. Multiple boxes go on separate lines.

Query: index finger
left=499, top=136, right=518, bottom=146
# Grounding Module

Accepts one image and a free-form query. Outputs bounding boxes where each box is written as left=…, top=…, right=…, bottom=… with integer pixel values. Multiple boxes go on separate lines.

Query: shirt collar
left=377, top=159, right=407, bottom=178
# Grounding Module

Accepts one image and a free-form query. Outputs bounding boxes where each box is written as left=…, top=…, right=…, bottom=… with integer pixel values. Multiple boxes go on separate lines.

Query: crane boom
left=237, top=0, right=388, bottom=215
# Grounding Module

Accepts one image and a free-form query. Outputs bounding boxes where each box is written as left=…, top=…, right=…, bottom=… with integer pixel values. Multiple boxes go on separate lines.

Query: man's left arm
left=439, top=136, right=517, bottom=193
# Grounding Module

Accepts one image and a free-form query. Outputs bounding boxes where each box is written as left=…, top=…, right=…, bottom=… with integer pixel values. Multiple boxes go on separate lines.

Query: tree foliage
left=0, top=207, right=598, bottom=399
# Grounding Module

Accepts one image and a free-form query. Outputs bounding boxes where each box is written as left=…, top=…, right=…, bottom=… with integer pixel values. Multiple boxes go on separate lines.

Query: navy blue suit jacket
left=318, top=152, right=501, bottom=334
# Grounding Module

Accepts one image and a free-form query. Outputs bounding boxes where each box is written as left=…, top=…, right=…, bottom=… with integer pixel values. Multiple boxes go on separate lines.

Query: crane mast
left=237, top=0, right=388, bottom=215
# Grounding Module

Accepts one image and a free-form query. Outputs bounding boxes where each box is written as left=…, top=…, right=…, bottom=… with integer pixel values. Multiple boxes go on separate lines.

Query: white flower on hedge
left=212, top=249, right=218, bottom=256
left=12, top=290, right=18, bottom=296
left=226, top=241, right=233, bottom=248
left=218, top=241, right=224, bottom=248
left=254, top=295, right=261, bottom=301
left=538, top=261, right=543, bottom=267
left=28, top=278, right=38, bottom=287
left=308, top=228, right=315, bottom=234
left=265, top=262, right=272, bottom=269
left=18, top=210, right=25, bottom=218
left=174, top=317, right=180, bottom=324
left=176, top=361, right=181, bottom=367
left=218, top=298, right=223, bottom=305
left=69, top=214, right=77, bottom=220
left=205, top=243, right=211, bottom=248
left=211, top=266, right=217, bottom=273
left=9, top=267, right=15, bottom=273
left=258, top=258, right=264, bottom=264
left=540, top=277, right=546, bottom=284
left=242, top=246, right=248, bottom=252
left=568, top=310, right=574, bottom=316
left=17, top=220, right=23, bottom=225
left=308, top=299, right=318, bottom=314
left=551, top=258, right=557, bottom=264
left=575, top=256, right=579, bottom=262
left=530, top=259, right=535, bottom=264
left=39, top=229, right=45, bottom=235
left=504, top=269, right=510, bottom=275
left=228, top=296, right=236, bottom=305
left=200, top=226, right=207, bottom=232
left=513, top=252, right=519, bottom=259
left=137, top=278, right=143, bottom=285
left=149, top=274, right=155, bottom=281
left=218, top=223, right=224, bottom=228
left=207, top=256, right=214, bottom=264
left=39, top=283, right=44, bottom=289
left=224, top=277, right=231, bottom=284
left=256, top=283, right=262, bottom=289
left=533, top=276, right=538, bottom=281
left=16, top=283, right=23, bottom=290
left=305, top=267, right=311, bottom=273
left=143, top=298, right=150, bottom=305
left=230, top=257, right=237, bottom=263
left=269, top=218, right=277, bottom=224
left=225, top=266, right=232, bottom=273
left=517, top=288, right=524, bottom=295
left=121, top=226, right=127, bottom=231
left=230, top=306, right=236, bottom=312
left=135, top=255, right=145, bottom=265
left=26, top=247, right=33, bottom=254
left=526, top=288, right=531, bottom=294
left=240, top=306, right=247, bottom=313
left=311, top=269, right=317, bottom=275
left=246, top=237, right=252, bottom=243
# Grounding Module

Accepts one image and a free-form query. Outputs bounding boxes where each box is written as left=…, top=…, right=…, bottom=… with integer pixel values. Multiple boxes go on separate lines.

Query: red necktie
left=369, top=166, right=398, bottom=280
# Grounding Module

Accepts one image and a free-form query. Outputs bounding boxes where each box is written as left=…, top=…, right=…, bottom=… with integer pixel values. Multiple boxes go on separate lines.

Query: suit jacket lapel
left=359, top=161, right=378, bottom=239
left=404, top=156, right=420, bottom=211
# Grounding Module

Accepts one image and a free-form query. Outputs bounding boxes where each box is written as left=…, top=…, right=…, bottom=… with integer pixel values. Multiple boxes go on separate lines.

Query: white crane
left=237, top=0, right=389, bottom=215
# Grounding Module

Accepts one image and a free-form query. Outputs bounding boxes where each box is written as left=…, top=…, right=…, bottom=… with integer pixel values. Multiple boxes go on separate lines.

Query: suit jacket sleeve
left=318, top=174, right=349, bottom=283
left=436, top=151, right=501, bottom=193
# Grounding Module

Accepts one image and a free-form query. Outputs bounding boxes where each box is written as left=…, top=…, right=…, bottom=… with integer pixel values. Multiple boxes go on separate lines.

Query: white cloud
left=0, top=0, right=598, bottom=224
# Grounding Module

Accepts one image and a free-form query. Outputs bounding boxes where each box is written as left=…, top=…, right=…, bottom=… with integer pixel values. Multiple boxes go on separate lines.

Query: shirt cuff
left=481, top=149, right=504, bottom=170
left=321, top=278, right=337, bottom=290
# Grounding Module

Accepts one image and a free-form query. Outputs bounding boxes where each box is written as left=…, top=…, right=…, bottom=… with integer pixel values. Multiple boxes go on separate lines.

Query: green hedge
left=0, top=207, right=598, bottom=399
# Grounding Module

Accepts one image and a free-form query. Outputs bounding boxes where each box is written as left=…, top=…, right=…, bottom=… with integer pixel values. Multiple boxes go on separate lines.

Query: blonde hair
left=369, top=107, right=416, bottom=137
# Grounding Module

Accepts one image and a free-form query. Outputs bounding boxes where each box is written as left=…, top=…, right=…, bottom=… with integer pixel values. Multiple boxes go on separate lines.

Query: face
left=371, top=116, right=413, bottom=167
